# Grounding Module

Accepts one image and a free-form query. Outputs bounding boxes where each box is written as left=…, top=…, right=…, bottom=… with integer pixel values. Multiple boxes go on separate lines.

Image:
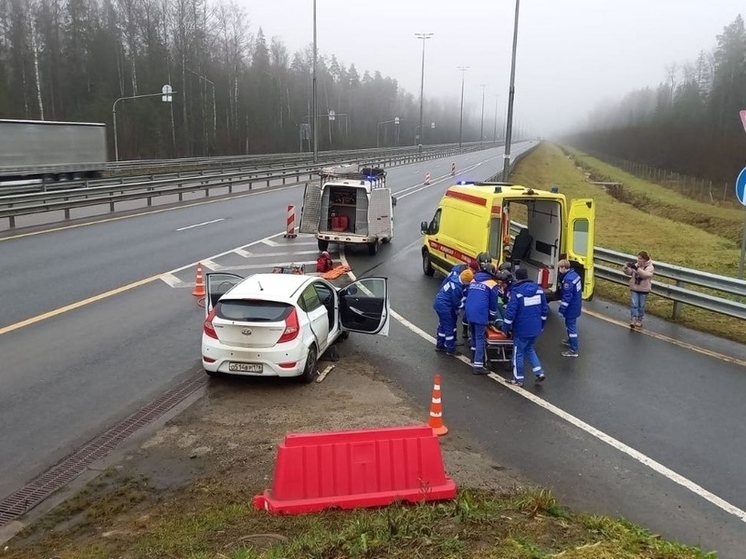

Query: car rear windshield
left=216, top=299, right=293, bottom=322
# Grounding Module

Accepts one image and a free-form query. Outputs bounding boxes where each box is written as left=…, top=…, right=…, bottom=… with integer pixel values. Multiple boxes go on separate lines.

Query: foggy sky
left=242, top=1, right=744, bottom=137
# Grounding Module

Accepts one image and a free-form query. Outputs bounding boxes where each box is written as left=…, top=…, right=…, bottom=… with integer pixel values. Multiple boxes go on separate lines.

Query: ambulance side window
left=573, top=219, right=589, bottom=256
left=429, top=209, right=441, bottom=234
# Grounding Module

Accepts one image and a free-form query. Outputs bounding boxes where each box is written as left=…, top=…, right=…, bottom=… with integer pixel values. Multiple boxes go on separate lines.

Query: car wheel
left=318, top=239, right=329, bottom=251
left=422, top=250, right=435, bottom=276
left=339, top=330, right=350, bottom=341
left=381, top=236, right=391, bottom=244
left=368, top=241, right=378, bottom=255
left=300, top=344, right=318, bottom=384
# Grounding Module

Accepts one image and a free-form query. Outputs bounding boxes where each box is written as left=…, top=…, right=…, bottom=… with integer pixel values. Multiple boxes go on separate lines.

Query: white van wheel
left=318, top=239, right=329, bottom=251
left=368, top=241, right=378, bottom=255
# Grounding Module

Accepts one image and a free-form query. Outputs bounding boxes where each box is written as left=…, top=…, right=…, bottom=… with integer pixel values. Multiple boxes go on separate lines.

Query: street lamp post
left=377, top=117, right=400, bottom=148
left=112, top=86, right=175, bottom=161
left=414, top=32, right=434, bottom=146
left=479, top=84, right=487, bottom=143
left=186, top=67, right=216, bottom=154
left=457, top=66, right=468, bottom=149
left=312, top=0, right=318, bottom=162
left=493, top=94, right=499, bottom=142
left=502, top=0, right=521, bottom=182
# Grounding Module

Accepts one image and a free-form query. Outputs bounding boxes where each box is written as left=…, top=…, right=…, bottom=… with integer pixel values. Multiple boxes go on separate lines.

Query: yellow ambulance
left=420, top=181, right=596, bottom=300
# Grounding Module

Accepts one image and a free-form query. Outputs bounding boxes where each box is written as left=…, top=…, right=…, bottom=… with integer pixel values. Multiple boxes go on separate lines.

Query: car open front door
left=339, top=277, right=390, bottom=335
left=205, top=273, right=244, bottom=316
left=567, top=199, right=596, bottom=300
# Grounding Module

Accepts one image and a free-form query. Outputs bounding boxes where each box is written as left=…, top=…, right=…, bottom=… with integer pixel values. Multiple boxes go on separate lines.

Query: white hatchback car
left=201, top=272, right=390, bottom=382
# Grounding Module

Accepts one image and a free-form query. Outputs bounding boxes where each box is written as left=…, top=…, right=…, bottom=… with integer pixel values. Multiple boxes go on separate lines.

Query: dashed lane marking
left=175, top=218, right=225, bottom=231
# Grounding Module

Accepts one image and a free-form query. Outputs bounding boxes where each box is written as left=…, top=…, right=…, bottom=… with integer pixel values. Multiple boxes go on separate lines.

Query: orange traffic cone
left=192, top=262, right=205, bottom=297
left=428, top=373, right=448, bottom=436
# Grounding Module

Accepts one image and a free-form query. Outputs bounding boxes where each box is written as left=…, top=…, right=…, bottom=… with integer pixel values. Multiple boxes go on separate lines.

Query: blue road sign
left=737, top=166, right=746, bottom=206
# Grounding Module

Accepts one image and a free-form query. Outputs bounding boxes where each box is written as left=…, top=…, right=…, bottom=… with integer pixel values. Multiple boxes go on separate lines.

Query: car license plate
left=228, top=362, right=263, bottom=373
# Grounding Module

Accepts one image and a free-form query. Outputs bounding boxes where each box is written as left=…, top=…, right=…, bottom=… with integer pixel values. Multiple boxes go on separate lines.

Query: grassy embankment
left=510, top=142, right=746, bottom=344
left=4, top=478, right=713, bottom=559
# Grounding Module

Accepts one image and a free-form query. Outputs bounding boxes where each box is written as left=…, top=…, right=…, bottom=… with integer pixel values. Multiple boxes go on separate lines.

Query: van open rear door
left=567, top=199, right=596, bottom=300
left=369, top=188, right=392, bottom=239
left=298, top=182, right=322, bottom=234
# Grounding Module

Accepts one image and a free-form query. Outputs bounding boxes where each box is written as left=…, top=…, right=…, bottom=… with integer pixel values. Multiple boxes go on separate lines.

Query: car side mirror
left=420, top=221, right=429, bottom=234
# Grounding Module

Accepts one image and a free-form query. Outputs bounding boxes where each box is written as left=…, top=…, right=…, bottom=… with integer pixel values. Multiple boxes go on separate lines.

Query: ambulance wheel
left=422, top=251, right=435, bottom=276
left=368, top=241, right=378, bottom=255
left=382, top=237, right=391, bottom=244
left=317, top=239, right=329, bottom=251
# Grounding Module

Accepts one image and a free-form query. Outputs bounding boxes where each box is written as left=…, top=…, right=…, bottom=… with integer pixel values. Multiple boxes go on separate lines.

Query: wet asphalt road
left=2, top=143, right=746, bottom=557
left=0, top=146, right=523, bottom=501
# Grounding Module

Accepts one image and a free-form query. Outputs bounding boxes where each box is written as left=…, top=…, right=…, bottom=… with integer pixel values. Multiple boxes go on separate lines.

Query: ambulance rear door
left=566, top=198, right=596, bottom=300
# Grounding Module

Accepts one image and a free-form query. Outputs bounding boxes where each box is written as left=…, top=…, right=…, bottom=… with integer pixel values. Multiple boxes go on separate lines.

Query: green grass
left=3, top=484, right=715, bottom=559
left=509, top=142, right=746, bottom=344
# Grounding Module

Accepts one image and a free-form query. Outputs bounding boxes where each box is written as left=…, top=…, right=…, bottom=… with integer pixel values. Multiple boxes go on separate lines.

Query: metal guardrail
left=507, top=221, right=746, bottom=321
left=0, top=141, right=502, bottom=184
left=0, top=143, right=487, bottom=228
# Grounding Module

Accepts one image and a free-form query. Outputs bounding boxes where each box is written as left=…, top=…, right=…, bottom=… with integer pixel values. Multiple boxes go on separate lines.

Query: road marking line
left=201, top=259, right=219, bottom=270
left=236, top=250, right=322, bottom=258
left=176, top=218, right=225, bottom=231
left=0, top=274, right=163, bottom=337
left=234, top=248, right=252, bottom=257
left=159, top=273, right=183, bottom=288
left=262, top=239, right=280, bottom=247
left=0, top=183, right=303, bottom=242
left=218, top=260, right=317, bottom=271
left=583, top=309, right=746, bottom=368
left=341, top=249, right=746, bottom=525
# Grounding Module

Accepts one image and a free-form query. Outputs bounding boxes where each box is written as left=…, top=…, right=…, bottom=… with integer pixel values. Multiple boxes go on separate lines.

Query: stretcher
left=485, top=325, right=513, bottom=371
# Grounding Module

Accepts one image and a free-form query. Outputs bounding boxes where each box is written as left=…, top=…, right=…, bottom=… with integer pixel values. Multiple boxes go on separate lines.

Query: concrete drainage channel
left=0, top=374, right=208, bottom=528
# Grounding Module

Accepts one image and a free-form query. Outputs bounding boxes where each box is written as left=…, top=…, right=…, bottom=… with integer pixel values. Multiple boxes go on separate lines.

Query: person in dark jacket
left=501, top=267, right=548, bottom=386
left=464, top=252, right=501, bottom=375
left=557, top=259, right=582, bottom=357
left=434, top=268, right=474, bottom=355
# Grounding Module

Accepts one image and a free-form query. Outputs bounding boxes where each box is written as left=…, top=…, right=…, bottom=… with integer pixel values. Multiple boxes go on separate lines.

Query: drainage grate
left=0, top=374, right=207, bottom=527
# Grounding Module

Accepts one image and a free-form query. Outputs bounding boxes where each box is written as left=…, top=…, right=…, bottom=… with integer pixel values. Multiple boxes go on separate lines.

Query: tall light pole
left=479, top=84, right=487, bottom=143
left=112, top=86, right=175, bottom=161
left=502, top=0, right=520, bottom=182
left=493, top=94, right=499, bottom=142
left=312, top=0, right=318, bottom=163
left=186, top=67, right=216, bottom=153
left=457, top=66, right=468, bottom=148
left=415, top=32, right=433, bottom=147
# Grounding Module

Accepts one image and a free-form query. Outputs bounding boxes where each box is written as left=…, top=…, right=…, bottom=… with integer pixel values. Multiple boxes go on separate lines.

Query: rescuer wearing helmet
left=433, top=268, right=474, bottom=355
left=464, top=252, right=501, bottom=375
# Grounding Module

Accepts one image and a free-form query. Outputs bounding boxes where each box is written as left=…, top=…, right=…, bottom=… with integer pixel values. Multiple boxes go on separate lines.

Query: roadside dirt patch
left=3, top=343, right=524, bottom=558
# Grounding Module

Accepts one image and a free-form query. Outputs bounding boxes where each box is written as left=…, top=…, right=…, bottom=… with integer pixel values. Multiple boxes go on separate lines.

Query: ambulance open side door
left=298, top=181, right=323, bottom=234
left=566, top=198, right=596, bottom=300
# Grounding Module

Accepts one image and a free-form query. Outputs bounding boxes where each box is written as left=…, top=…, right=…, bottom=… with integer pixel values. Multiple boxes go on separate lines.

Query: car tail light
left=277, top=308, right=300, bottom=343
left=203, top=308, right=219, bottom=339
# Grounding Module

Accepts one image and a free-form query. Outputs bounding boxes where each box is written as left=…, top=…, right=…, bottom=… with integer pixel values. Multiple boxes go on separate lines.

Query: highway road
left=1, top=143, right=746, bottom=557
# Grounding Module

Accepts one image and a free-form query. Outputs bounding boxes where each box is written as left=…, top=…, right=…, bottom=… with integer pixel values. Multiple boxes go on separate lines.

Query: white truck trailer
left=0, top=119, right=107, bottom=181
left=298, top=164, right=396, bottom=255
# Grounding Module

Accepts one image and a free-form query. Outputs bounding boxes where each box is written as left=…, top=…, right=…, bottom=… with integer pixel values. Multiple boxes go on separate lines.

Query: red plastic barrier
left=253, top=425, right=457, bottom=514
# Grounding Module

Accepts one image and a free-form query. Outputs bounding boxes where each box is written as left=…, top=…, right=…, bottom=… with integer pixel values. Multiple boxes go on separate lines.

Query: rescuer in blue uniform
left=464, top=252, right=501, bottom=375
left=501, top=267, right=548, bottom=386
left=434, top=268, right=474, bottom=355
left=440, top=260, right=480, bottom=343
left=557, top=258, right=582, bottom=357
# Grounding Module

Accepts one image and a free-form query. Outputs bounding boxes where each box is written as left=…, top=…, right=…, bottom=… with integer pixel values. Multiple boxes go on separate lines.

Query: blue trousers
left=565, top=316, right=578, bottom=352
left=512, top=336, right=543, bottom=382
left=436, top=308, right=458, bottom=352
left=630, top=291, right=648, bottom=321
left=469, top=323, right=487, bottom=369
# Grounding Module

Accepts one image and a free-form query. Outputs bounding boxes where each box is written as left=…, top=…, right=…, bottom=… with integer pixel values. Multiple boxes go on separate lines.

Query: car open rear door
left=339, top=277, right=390, bottom=335
left=205, top=273, right=244, bottom=316
left=298, top=181, right=322, bottom=234
left=567, top=199, right=596, bottom=300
